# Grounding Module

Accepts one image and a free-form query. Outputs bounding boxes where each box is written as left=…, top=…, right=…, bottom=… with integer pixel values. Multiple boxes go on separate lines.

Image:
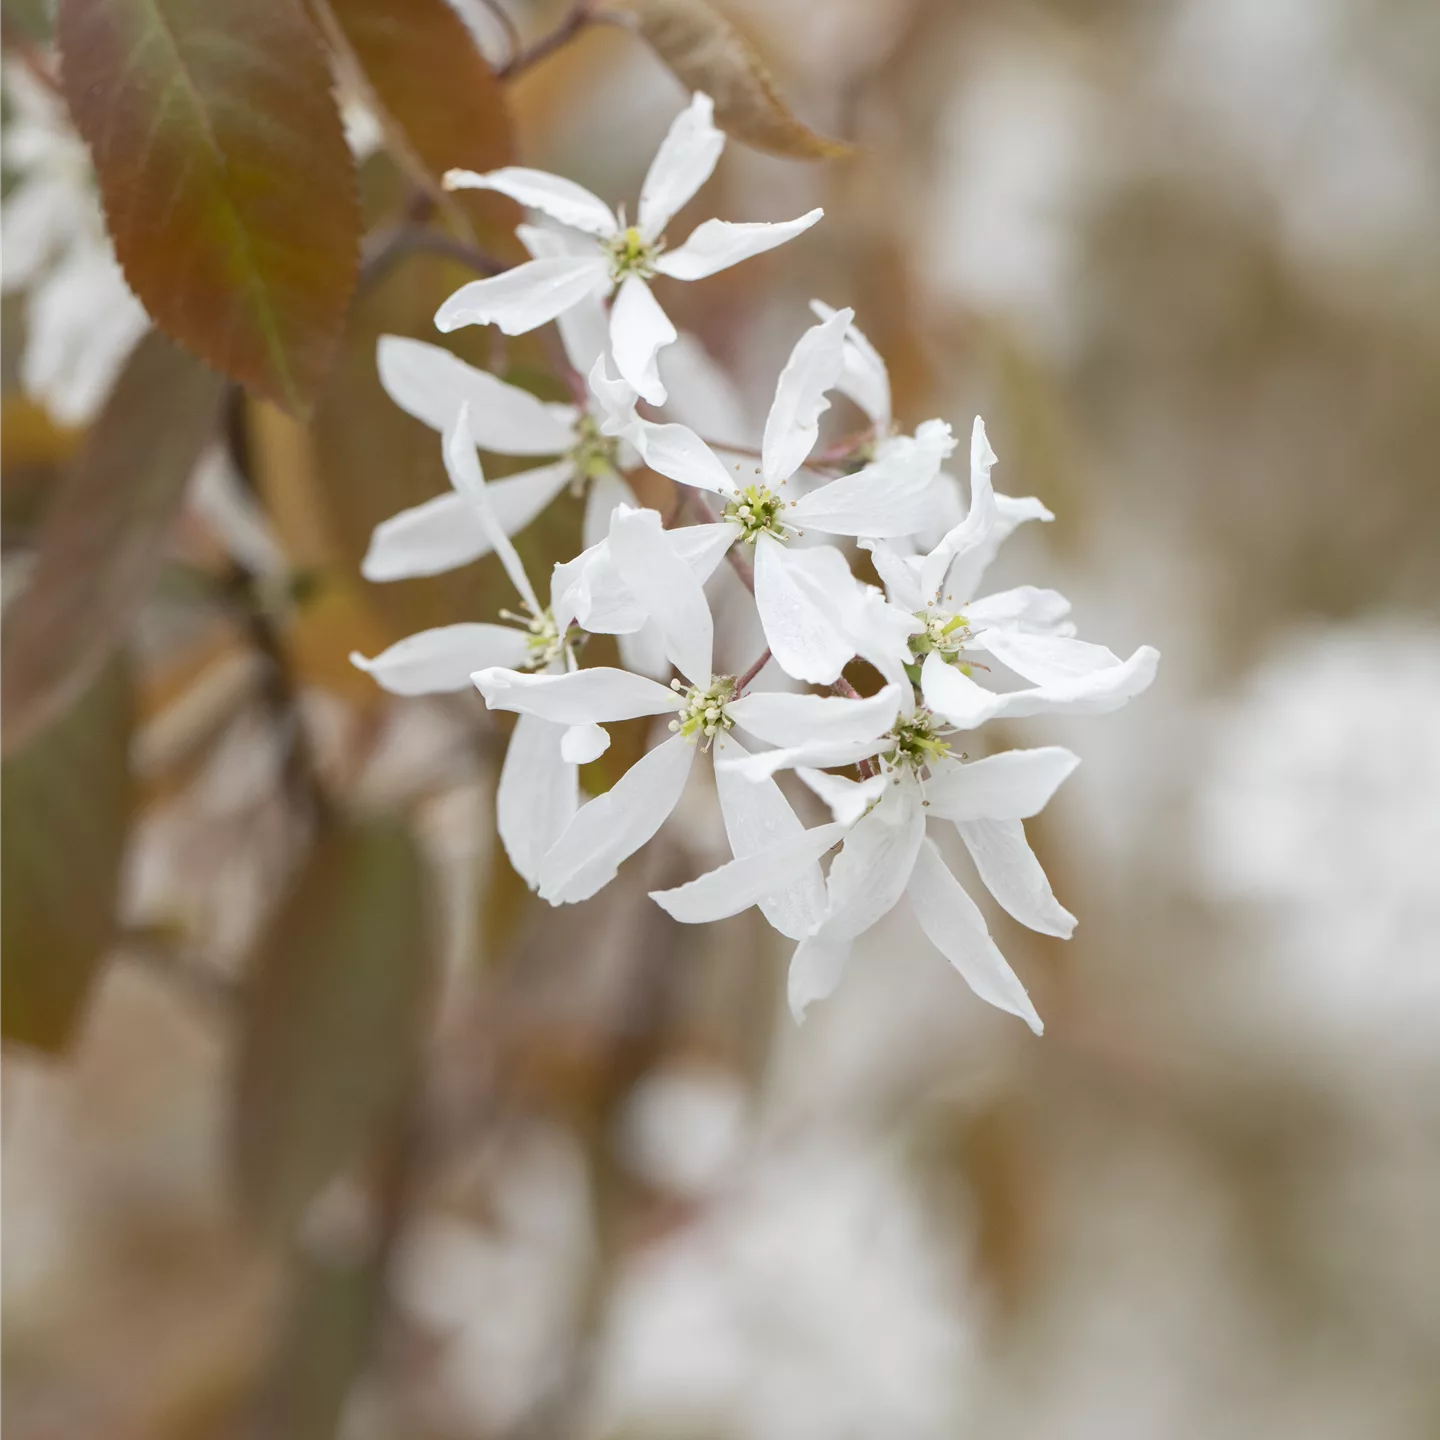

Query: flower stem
left=734, top=648, right=771, bottom=692
left=498, top=1, right=594, bottom=79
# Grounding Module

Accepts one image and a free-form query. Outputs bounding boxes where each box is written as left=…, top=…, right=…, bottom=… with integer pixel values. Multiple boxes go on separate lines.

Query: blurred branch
left=735, top=647, right=771, bottom=691
left=497, top=0, right=595, bottom=79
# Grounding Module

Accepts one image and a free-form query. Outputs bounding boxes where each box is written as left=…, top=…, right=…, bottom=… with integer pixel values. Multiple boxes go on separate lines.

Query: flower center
left=568, top=412, right=620, bottom=484
left=723, top=483, right=791, bottom=544
left=667, top=675, right=736, bottom=746
left=500, top=604, right=580, bottom=671
left=907, top=609, right=971, bottom=661
left=606, top=225, right=661, bottom=282
left=883, top=710, right=953, bottom=773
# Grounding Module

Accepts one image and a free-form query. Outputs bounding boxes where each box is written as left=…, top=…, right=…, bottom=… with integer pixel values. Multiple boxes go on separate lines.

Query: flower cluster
left=353, top=93, right=1160, bottom=1031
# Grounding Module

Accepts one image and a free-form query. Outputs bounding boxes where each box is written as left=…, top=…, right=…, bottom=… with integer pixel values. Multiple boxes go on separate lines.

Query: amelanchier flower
left=351, top=405, right=597, bottom=886
left=592, top=310, right=952, bottom=684
left=472, top=505, right=906, bottom=906
left=436, top=92, right=823, bottom=405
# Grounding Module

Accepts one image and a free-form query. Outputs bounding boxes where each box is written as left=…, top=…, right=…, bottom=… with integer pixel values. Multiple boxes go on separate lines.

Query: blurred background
left=4, top=0, right=1440, bottom=1436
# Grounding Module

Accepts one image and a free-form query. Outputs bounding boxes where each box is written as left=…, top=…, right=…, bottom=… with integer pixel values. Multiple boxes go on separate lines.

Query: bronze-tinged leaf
left=1, top=331, right=225, bottom=755
left=233, top=817, right=432, bottom=1238
left=318, top=0, right=515, bottom=237
left=1, top=659, right=132, bottom=1053
left=55, top=0, right=361, bottom=413
left=599, top=0, right=853, bottom=160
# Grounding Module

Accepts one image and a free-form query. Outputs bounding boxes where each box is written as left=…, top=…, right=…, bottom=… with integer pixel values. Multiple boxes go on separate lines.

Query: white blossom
left=435, top=93, right=822, bottom=404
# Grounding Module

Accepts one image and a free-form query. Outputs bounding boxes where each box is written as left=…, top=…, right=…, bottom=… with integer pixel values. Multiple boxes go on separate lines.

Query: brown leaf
left=317, top=0, right=515, bottom=238
left=1, top=659, right=132, bottom=1052
left=233, top=817, right=432, bottom=1238
left=1, top=331, right=225, bottom=754
left=56, top=0, right=361, bottom=413
left=599, top=0, right=853, bottom=160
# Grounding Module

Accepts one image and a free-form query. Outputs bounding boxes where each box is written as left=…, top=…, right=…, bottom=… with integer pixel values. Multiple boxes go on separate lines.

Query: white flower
left=655, top=684, right=1081, bottom=1030
left=362, top=334, right=639, bottom=582
left=1, top=60, right=148, bottom=424
left=593, top=310, right=948, bottom=684
left=860, top=417, right=1161, bottom=728
left=436, top=92, right=823, bottom=405
left=350, top=406, right=588, bottom=887
left=472, top=506, right=906, bottom=906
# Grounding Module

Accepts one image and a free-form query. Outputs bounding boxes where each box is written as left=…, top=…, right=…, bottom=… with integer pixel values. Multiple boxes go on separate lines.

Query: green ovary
left=568, top=413, right=620, bottom=483
left=605, top=225, right=660, bottom=282
left=884, top=711, right=953, bottom=771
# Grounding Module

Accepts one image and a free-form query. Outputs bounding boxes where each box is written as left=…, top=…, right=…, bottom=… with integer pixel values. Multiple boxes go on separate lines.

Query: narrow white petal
left=608, top=506, right=714, bottom=684
left=945, top=492, right=1054, bottom=602
left=473, top=665, right=679, bottom=724
left=671, top=521, right=741, bottom=579
left=920, top=652, right=1008, bottom=730
left=626, top=416, right=736, bottom=494
left=655, top=210, right=824, bottom=282
left=979, top=629, right=1122, bottom=686
left=498, top=713, right=578, bottom=888
left=761, top=307, right=851, bottom=484
left=752, top=534, right=854, bottom=684
left=617, top=624, right=673, bottom=680
left=443, top=166, right=617, bottom=237
left=859, top=538, right=926, bottom=612
left=796, top=767, right=887, bottom=825
left=377, top=335, right=576, bottom=454
left=443, top=410, right=540, bottom=612
left=610, top=277, right=678, bottom=405
left=561, top=722, right=610, bottom=764
left=787, top=933, right=853, bottom=1022
left=907, top=839, right=1042, bottom=1033
left=965, top=644, right=1161, bottom=720
left=810, top=298, right=891, bottom=429
left=718, top=735, right=889, bottom=784
left=520, top=227, right=616, bottom=375
left=538, top=733, right=696, bottom=903
left=658, top=332, right=751, bottom=447
left=638, top=92, right=725, bottom=240
left=714, top=731, right=827, bottom=940
left=586, top=355, right=640, bottom=436
left=650, top=819, right=849, bottom=925
left=350, top=624, right=529, bottom=695
left=964, top=586, right=1072, bottom=633
left=924, top=748, right=1079, bottom=823
left=728, top=682, right=902, bottom=750
left=435, top=256, right=611, bottom=336
left=956, top=817, right=1076, bottom=938
left=817, top=780, right=925, bottom=941
left=919, top=418, right=999, bottom=600
left=789, top=436, right=945, bottom=537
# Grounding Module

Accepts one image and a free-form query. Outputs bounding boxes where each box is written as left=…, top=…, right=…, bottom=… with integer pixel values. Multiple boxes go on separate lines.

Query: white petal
left=582, top=469, right=637, bottom=553
left=586, top=355, right=641, bottom=436
left=789, top=433, right=946, bottom=537
left=538, top=733, right=696, bottom=903
left=907, top=839, right=1042, bottom=1033
left=362, top=463, right=573, bottom=582
left=752, top=534, right=854, bottom=685
left=952, top=644, right=1161, bottom=721
left=761, top=307, right=851, bottom=484
left=350, top=623, right=530, bottom=695
left=859, top=538, right=926, bottom=612
left=728, top=682, right=902, bottom=750
left=920, top=652, right=1008, bottom=730
left=638, top=92, right=725, bottom=240
left=435, top=256, right=611, bottom=336
left=561, top=722, right=610, bottom=764
left=810, top=299, right=890, bottom=429
left=443, top=166, right=617, bottom=237
left=520, top=226, right=615, bottom=374
left=919, top=417, right=1000, bottom=599
left=473, top=665, right=679, bottom=724
left=945, top=493, right=1054, bottom=602
left=610, top=277, right=678, bottom=406
left=817, top=779, right=925, bottom=941
left=978, top=630, right=1124, bottom=686
left=714, top=731, right=827, bottom=940
left=924, top=748, right=1079, bottom=823
left=626, top=415, right=737, bottom=495
left=443, top=410, right=540, bottom=612
left=655, top=210, right=824, bottom=282
left=787, top=933, right=853, bottom=1022
left=377, top=335, right=576, bottom=454
left=498, top=712, right=578, bottom=888
left=956, top=818, right=1076, bottom=938
left=796, top=767, right=887, bottom=825
left=671, top=521, right=741, bottom=579
left=608, top=506, right=714, bottom=684
left=650, top=818, right=849, bottom=925
left=617, top=624, right=673, bottom=680
left=964, top=586, right=1072, bottom=633
left=718, top=735, right=890, bottom=784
